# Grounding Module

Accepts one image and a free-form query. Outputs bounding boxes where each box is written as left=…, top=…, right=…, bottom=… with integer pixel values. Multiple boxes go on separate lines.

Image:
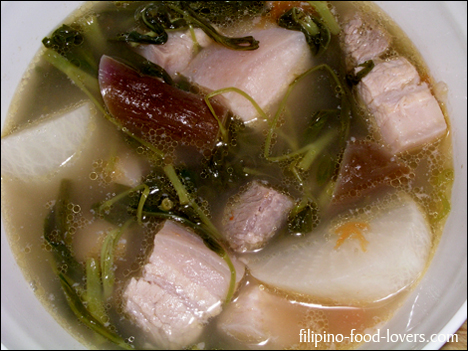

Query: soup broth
left=1, top=1, right=454, bottom=350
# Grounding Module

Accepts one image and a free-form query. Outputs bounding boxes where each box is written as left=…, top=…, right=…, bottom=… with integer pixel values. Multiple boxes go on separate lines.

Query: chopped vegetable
left=44, top=179, right=133, bottom=349
left=59, top=273, right=133, bottom=350
left=334, top=221, right=370, bottom=251
left=288, top=200, right=319, bottom=235
left=43, top=24, right=97, bottom=76
left=332, top=140, right=411, bottom=205
left=1, top=102, right=94, bottom=181
left=246, top=193, right=433, bottom=304
left=167, top=2, right=260, bottom=50
left=307, top=1, right=340, bottom=35
left=101, top=220, right=133, bottom=300
left=278, top=7, right=330, bottom=56
left=98, top=55, right=227, bottom=152
left=346, top=60, right=375, bottom=85
left=84, top=257, right=106, bottom=324
left=117, top=2, right=261, bottom=51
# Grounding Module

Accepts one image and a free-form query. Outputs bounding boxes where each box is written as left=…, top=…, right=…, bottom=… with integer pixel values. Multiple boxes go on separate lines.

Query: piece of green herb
left=346, top=60, right=375, bottom=85
left=278, top=7, right=330, bottom=56
left=44, top=180, right=132, bottom=349
left=167, top=2, right=259, bottom=50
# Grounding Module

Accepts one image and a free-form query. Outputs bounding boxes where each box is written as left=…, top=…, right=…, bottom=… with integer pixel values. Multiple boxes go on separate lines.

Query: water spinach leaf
left=44, top=179, right=133, bottom=349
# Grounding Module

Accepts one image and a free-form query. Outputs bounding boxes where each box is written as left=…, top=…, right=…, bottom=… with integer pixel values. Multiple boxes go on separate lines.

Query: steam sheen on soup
left=1, top=1, right=453, bottom=350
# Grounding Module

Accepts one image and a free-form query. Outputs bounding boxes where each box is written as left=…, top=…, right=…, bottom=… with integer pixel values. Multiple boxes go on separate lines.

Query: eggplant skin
left=99, top=55, right=227, bottom=151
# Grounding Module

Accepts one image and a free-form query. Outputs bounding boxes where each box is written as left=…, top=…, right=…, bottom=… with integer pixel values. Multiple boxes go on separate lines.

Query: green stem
left=280, top=108, right=300, bottom=151
left=267, top=143, right=317, bottom=162
left=44, top=49, right=102, bottom=110
left=136, top=184, right=150, bottom=225
left=317, top=179, right=335, bottom=209
left=163, top=164, right=190, bottom=205
left=163, top=164, right=220, bottom=237
left=188, top=24, right=201, bottom=55
left=297, top=129, right=337, bottom=170
left=101, top=219, right=133, bottom=300
left=208, top=87, right=269, bottom=121
left=168, top=3, right=259, bottom=51
left=307, top=1, right=340, bottom=34
left=85, top=257, right=106, bottom=324
left=291, top=164, right=316, bottom=204
left=59, top=273, right=133, bottom=349
left=264, top=63, right=345, bottom=160
left=98, top=184, right=145, bottom=214
left=204, top=87, right=270, bottom=141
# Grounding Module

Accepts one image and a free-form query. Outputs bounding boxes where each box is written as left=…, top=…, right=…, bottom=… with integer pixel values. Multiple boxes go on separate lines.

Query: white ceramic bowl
left=1, top=1, right=466, bottom=349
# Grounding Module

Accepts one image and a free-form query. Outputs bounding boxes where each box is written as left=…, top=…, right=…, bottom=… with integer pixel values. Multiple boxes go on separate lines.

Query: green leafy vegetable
left=116, top=1, right=260, bottom=51
left=101, top=220, right=133, bottom=300
left=44, top=179, right=132, bottom=349
left=288, top=200, right=319, bottom=234
left=59, top=273, right=133, bottom=350
left=163, top=164, right=191, bottom=206
left=346, top=60, right=375, bottom=85
left=264, top=63, right=350, bottom=162
left=304, top=109, right=335, bottom=141
left=278, top=7, right=330, bottom=56
left=43, top=24, right=97, bottom=76
left=115, top=3, right=170, bottom=45
left=187, top=1, right=266, bottom=25
left=117, top=30, right=168, bottom=45
left=43, top=179, right=82, bottom=279
left=167, top=2, right=260, bottom=51
left=307, top=1, right=340, bottom=35
left=84, top=257, right=106, bottom=324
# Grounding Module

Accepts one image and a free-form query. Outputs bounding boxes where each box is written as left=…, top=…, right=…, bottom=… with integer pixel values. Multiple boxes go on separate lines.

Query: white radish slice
left=244, top=193, right=432, bottom=305
left=1, top=102, right=95, bottom=181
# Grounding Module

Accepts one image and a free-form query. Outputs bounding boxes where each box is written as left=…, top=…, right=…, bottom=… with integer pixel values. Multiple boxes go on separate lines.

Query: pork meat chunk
left=136, top=28, right=211, bottom=78
left=342, top=14, right=390, bottom=68
left=358, top=57, right=420, bottom=106
left=217, top=282, right=302, bottom=348
left=223, top=181, right=294, bottom=253
left=123, top=220, right=244, bottom=349
left=182, top=27, right=313, bottom=123
left=358, top=57, right=447, bottom=154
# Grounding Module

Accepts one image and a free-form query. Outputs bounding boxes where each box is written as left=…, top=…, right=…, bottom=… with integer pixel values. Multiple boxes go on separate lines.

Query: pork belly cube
left=372, top=84, right=448, bottom=154
left=358, top=57, right=420, bottom=105
left=123, top=220, right=244, bottom=350
left=182, top=27, right=313, bottom=123
left=217, top=282, right=302, bottom=348
left=136, top=28, right=211, bottom=78
left=342, top=14, right=390, bottom=67
left=223, top=181, right=294, bottom=253
left=358, top=57, right=447, bottom=154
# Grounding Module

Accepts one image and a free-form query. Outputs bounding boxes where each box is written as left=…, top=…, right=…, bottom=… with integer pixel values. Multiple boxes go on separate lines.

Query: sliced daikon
left=1, top=102, right=95, bottom=181
left=245, top=192, right=432, bottom=304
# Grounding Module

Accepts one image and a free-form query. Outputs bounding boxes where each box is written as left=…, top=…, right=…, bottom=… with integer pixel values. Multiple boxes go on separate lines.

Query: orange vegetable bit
left=267, top=1, right=315, bottom=21
left=334, top=221, right=370, bottom=252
